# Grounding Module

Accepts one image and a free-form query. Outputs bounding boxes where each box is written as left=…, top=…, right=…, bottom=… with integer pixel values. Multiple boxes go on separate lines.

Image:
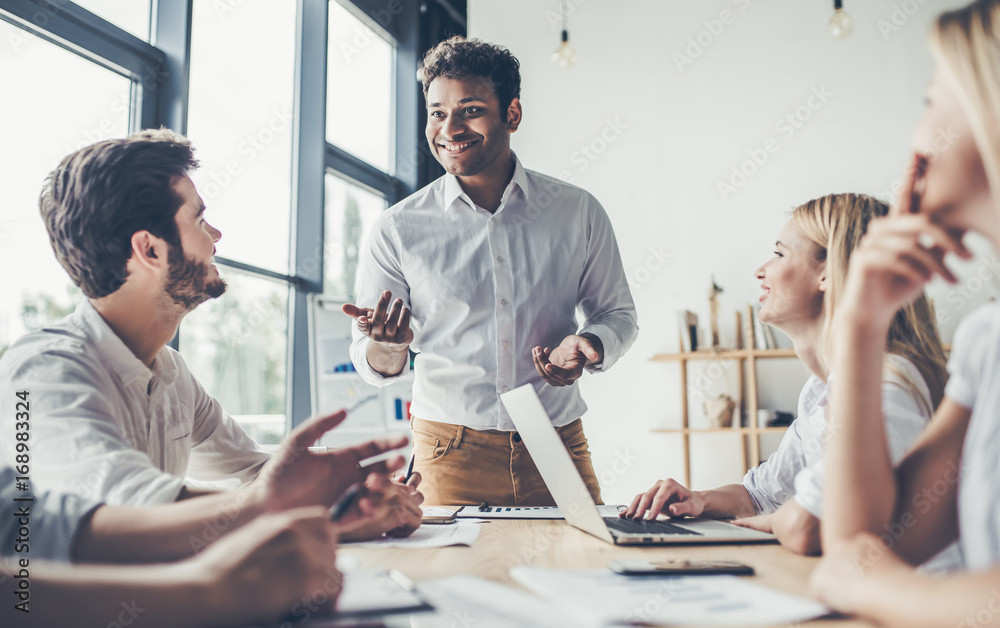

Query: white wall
left=467, top=0, right=1000, bottom=503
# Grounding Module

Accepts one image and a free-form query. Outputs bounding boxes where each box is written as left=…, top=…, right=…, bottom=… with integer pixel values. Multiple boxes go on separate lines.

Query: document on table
left=408, top=575, right=569, bottom=628
left=510, top=567, right=831, bottom=627
left=343, top=521, right=481, bottom=549
left=336, top=569, right=432, bottom=618
left=456, top=504, right=624, bottom=519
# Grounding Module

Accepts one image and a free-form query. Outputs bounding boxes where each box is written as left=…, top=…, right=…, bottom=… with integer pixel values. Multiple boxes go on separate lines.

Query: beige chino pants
left=411, top=416, right=603, bottom=506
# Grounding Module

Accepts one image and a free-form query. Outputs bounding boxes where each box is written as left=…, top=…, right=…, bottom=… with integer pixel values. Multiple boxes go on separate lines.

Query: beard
left=164, top=245, right=227, bottom=311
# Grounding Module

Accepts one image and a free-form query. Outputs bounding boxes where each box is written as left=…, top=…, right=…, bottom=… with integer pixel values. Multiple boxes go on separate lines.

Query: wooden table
left=340, top=518, right=874, bottom=627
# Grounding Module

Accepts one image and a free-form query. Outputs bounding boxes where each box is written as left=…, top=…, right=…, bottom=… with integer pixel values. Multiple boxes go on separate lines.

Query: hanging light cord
left=561, top=0, right=569, bottom=42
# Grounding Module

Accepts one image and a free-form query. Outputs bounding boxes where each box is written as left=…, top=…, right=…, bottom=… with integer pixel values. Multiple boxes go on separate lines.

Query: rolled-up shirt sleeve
left=743, top=418, right=810, bottom=515
left=185, top=369, right=270, bottom=486
left=577, top=195, right=638, bottom=372
left=1, top=350, right=185, bottom=507
left=794, top=368, right=931, bottom=519
left=350, top=212, right=412, bottom=387
left=0, top=467, right=102, bottom=563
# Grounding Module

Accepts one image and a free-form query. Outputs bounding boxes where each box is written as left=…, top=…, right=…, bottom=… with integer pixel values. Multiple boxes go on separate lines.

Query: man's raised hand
left=343, top=290, right=413, bottom=348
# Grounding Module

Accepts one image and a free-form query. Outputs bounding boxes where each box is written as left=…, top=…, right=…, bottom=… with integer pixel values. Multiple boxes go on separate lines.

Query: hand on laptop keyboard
left=622, top=478, right=705, bottom=520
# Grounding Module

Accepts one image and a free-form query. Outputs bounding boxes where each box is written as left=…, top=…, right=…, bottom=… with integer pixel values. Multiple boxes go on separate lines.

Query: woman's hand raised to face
left=838, top=154, right=972, bottom=333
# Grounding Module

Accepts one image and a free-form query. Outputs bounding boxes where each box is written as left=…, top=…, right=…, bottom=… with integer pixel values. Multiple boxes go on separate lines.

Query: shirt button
left=491, top=217, right=497, bottom=223
left=501, top=299, right=508, bottom=306
left=502, top=386, right=510, bottom=392
left=496, top=256, right=504, bottom=263
left=502, top=341, right=510, bottom=351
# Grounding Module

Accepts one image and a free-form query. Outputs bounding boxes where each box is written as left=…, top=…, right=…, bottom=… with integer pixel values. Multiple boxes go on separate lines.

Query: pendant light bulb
left=552, top=1, right=575, bottom=67
left=552, top=30, right=576, bottom=67
left=828, top=1, right=853, bottom=39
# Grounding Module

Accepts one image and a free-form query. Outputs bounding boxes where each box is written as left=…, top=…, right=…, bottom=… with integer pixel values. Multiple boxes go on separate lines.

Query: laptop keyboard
left=603, top=517, right=703, bottom=536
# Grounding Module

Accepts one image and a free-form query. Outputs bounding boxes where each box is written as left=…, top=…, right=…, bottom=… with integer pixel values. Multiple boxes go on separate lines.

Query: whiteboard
left=308, top=294, right=414, bottom=448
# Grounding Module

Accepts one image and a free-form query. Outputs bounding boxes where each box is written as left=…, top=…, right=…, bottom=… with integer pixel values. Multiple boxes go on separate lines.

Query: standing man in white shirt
left=0, top=129, right=422, bottom=541
left=342, top=37, right=638, bottom=506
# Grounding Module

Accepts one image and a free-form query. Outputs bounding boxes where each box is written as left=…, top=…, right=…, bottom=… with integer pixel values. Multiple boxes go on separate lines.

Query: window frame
left=290, top=0, right=423, bottom=428
left=0, top=0, right=461, bottom=432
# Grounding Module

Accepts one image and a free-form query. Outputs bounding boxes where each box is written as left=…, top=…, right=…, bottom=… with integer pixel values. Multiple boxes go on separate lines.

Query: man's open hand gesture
left=532, top=333, right=603, bottom=387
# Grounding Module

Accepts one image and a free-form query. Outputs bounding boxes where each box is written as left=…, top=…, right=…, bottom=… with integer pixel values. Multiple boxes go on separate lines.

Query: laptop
left=499, top=384, right=777, bottom=546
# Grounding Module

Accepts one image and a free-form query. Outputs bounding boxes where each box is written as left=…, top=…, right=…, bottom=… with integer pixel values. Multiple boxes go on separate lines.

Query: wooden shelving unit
left=650, top=305, right=798, bottom=487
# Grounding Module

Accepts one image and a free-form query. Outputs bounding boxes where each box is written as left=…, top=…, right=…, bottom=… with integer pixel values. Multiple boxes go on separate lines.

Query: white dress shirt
left=0, top=465, right=101, bottom=562
left=0, top=301, right=270, bottom=507
left=350, top=156, right=638, bottom=430
left=742, top=354, right=932, bottom=517
left=946, top=303, right=1000, bottom=571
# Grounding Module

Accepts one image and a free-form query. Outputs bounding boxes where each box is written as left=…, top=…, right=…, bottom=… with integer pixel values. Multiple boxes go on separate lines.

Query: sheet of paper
left=510, top=566, right=830, bottom=627
left=421, top=506, right=460, bottom=517
left=408, top=575, right=569, bottom=628
left=456, top=504, right=624, bottom=519
left=344, top=521, right=481, bottom=549
left=336, top=569, right=431, bottom=618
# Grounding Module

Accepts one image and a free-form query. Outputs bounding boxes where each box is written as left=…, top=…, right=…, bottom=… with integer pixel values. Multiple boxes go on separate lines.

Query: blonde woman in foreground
left=624, top=193, right=949, bottom=559
left=814, top=0, right=1000, bottom=625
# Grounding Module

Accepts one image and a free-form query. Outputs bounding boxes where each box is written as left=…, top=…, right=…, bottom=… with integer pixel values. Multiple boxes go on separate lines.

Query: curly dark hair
left=421, top=36, right=521, bottom=119
left=39, top=128, right=198, bottom=298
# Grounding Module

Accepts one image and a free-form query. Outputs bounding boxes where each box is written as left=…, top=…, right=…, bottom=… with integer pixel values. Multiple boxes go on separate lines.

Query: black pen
left=403, top=451, right=416, bottom=484
left=329, top=484, right=362, bottom=522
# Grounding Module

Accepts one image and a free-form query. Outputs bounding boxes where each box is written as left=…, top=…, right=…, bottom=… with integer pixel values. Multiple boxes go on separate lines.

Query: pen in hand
left=403, top=451, right=415, bottom=484
left=329, top=484, right=362, bottom=522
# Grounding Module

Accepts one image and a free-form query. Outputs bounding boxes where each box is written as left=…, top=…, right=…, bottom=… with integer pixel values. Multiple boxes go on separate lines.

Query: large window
left=326, top=0, right=394, bottom=174
left=179, top=270, right=289, bottom=445
left=187, top=1, right=296, bottom=275
left=182, top=1, right=298, bottom=438
left=72, top=0, right=150, bottom=40
left=323, top=173, right=387, bottom=297
left=324, top=0, right=404, bottom=303
left=0, top=0, right=457, bottom=434
left=0, top=17, right=131, bottom=359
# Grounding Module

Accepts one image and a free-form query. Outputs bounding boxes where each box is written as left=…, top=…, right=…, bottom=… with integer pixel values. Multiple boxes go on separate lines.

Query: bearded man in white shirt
left=342, top=37, right=639, bottom=506
left=0, top=129, right=423, bottom=541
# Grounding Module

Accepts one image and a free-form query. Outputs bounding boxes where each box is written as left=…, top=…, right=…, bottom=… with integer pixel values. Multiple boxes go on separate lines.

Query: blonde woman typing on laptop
left=812, top=2, right=1000, bottom=624
left=623, top=193, right=947, bottom=557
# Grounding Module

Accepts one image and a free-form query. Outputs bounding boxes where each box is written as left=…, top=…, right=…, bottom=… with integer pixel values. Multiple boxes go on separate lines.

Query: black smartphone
left=608, top=559, right=755, bottom=576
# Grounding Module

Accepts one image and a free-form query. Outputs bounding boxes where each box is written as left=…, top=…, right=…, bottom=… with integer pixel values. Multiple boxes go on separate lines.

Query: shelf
left=650, top=348, right=797, bottom=362
left=652, top=426, right=790, bottom=435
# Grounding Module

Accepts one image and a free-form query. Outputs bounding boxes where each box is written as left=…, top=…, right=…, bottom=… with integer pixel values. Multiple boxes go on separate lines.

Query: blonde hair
left=932, top=0, right=1000, bottom=206
left=793, top=193, right=948, bottom=411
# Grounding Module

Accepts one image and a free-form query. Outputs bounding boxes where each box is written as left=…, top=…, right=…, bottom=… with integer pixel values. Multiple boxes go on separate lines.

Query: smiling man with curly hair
left=342, top=36, right=639, bottom=506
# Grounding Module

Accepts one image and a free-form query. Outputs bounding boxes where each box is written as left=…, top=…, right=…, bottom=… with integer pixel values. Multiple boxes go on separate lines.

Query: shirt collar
left=442, top=153, right=531, bottom=212
left=77, top=301, right=178, bottom=388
